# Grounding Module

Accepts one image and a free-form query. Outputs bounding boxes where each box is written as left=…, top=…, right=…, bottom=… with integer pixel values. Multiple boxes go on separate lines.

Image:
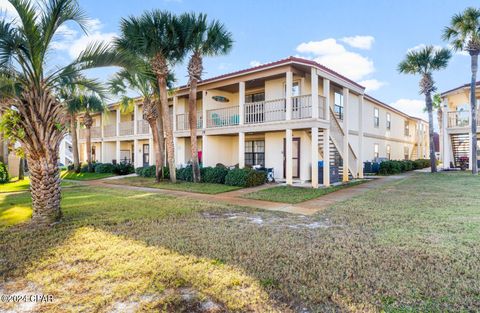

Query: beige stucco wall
left=203, top=135, right=238, bottom=167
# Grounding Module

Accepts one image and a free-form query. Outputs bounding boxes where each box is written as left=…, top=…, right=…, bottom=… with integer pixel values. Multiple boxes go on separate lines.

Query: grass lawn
left=109, top=176, right=241, bottom=194
left=0, top=177, right=75, bottom=193
left=60, top=170, right=116, bottom=181
left=243, top=179, right=368, bottom=203
left=1, top=172, right=479, bottom=312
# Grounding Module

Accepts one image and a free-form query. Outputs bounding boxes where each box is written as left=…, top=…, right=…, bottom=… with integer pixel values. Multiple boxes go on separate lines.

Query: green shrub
left=0, top=162, right=9, bottom=184
left=135, top=166, right=144, bottom=176
left=177, top=166, right=193, bottom=182
left=413, top=159, right=430, bottom=169
left=224, top=168, right=266, bottom=187
left=113, top=163, right=134, bottom=175
left=202, top=165, right=229, bottom=184
left=379, top=160, right=402, bottom=175
left=95, top=163, right=115, bottom=174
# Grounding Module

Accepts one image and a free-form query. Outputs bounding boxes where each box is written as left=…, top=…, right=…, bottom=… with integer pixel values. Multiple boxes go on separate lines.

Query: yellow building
left=78, top=57, right=428, bottom=187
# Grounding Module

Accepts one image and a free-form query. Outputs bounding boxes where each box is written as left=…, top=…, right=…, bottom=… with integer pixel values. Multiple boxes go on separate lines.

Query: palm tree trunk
left=70, top=114, right=80, bottom=172
left=147, top=120, right=162, bottom=182
left=156, top=76, right=176, bottom=183
left=470, top=53, right=478, bottom=174
left=28, top=151, right=62, bottom=226
left=426, top=91, right=437, bottom=173
left=188, top=77, right=201, bottom=182
left=18, top=158, right=24, bottom=180
left=86, top=126, right=92, bottom=172
left=156, top=114, right=165, bottom=179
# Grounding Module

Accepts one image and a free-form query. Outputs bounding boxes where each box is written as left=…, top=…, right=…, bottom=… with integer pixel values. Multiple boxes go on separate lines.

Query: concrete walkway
left=84, top=174, right=411, bottom=215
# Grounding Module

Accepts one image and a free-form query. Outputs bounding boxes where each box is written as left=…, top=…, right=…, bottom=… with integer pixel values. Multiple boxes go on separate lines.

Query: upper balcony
left=447, top=111, right=471, bottom=129
left=176, top=95, right=327, bottom=130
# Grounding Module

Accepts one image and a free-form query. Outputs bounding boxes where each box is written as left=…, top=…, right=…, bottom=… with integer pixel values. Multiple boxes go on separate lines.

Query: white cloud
left=341, top=35, right=375, bottom=50
left=406, top=43, right=443, bottom=53
left=0, top=0, right=18, bottom=21
left=295, top=38, right=375, bottom=81
left=51, top=18, right=117, bottom=59
left=390, top=99, right=427, bottom=119
left=249, top=60, right=262, bottom=67
left=359, top=79, right=387, bottom=92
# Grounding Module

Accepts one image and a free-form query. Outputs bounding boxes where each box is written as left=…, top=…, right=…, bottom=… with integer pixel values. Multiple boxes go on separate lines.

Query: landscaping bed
left=243, top=180, right=368, bottom=203
left=60, top=171, right=116, bottom=181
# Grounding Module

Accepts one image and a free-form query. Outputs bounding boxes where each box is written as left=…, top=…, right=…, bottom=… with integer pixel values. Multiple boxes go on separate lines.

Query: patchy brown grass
left=1, top=172, right=479, bottom=312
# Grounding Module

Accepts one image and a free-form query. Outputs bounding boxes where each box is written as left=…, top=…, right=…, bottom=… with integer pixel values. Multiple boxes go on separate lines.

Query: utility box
left=318, top=161, right=340, bottom=184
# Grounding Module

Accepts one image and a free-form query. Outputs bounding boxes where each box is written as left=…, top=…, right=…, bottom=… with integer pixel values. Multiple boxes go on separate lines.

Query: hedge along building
left=77, top=56, right=429, bottom=187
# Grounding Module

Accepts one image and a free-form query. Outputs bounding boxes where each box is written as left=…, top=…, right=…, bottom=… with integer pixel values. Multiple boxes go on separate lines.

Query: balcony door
left=142, top=144, right=150, bottom=167
left=283, top=137, right=300, bottom=179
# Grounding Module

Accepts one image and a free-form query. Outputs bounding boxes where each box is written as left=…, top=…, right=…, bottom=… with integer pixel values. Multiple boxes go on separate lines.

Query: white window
left=374, top=108, right=380, bottom=127
left=386, top=145, right=391, bottom=160
left=334, top=91, right=344, bottom=120
left=386, top=113, right=391, bottom=130
left=374, top=144, right=379, bottom=159
left=404, top=121, right=410, bottom=136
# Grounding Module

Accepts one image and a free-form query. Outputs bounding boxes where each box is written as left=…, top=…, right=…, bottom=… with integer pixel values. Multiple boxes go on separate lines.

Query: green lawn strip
left=108, top=176, right=241, bottom=194
left=0, top=178, right=75, bottom=193
left=243, top=179, right=368, bottom=203
left=1, top=172, right=479, bottom=311
left=60, top=170, right=116, bottom=181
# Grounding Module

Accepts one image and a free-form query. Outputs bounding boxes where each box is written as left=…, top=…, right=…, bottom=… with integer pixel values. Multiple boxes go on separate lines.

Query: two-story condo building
left=77, top=57, right=429, bottom=187
left=439, top=81, right=480, bottom=169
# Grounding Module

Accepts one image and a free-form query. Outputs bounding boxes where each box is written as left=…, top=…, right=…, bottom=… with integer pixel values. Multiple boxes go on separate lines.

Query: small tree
left=398, top=46, right=452, bottom=173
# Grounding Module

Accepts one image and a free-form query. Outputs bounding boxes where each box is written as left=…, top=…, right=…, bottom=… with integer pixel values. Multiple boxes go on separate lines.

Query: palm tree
left=79, top=95, right=104, bottom=172
left=0, top=0, right=124, bottom=226
left=179, top=13, right=233, bottom=182
left=110, top=63, right=166, bottom=182
left=398, top=46, right=452, bottom=173
left=116, top=11, right=185, bottom=183
left=443, top=7, right=480, bottom=174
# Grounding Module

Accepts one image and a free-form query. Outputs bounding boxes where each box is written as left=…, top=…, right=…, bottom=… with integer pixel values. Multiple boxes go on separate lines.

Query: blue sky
left=1, top=0, right=479, bottom=120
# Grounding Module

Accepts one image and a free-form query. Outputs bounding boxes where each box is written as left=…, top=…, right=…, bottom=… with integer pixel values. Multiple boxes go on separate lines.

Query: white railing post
left=442, top=100, right=450, bottom=169
left=323, top=79, right=330, bottom=121
left=358, top=95, right=364, bottom=178
left=342, top=87, right=349, bottom=182
left=239, top=82, right=245, bottom=125
left=286, top=71, right=293, bottom=120
left=173, top=96, right=177, bottom=131
left=311, top=68, right=319, bottom=119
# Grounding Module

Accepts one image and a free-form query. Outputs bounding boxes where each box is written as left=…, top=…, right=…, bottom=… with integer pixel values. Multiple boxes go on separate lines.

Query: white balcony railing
left=292, top=95, right=312, bottom=120
left=79, top=128, right=85, bottom=139
left=119, top=121, right=134, bottom=136
left=176, top=112, right=203, bottom=131
left=104, top=124, right=116, bottom=137
left=206, top=106, right=239, bottom=128
left=245, top=98, right=286, bottom=124
left=91, top=126, right=101, bottom=138
left=447, top=111, right=471, bottom=128
left=137, top=120, right=150, bottom=134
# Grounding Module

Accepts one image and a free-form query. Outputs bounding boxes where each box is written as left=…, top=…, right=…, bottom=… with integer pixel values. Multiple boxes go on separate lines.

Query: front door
left=142, top=144, right=150, bottom=167
left=283, top=138, right=300, bottom=179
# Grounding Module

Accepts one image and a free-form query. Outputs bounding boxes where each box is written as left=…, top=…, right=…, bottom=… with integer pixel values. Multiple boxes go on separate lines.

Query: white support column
left=323, top=79, right=331, bottom=113
left=239, top=132, right=245, bottom=168
left=311, top=127, right=319, bottom=188
left=469, top=105, right=473, bottom=170
left=286, top=71, right=293, bottom=120
left=239, top=82, right=245, bottom=125
left=173, top=96, right=178, bottom=132
left=202, top=91, right=207, bottom=129
left=442, top=101, right=451, bottom=169
left=133, top=139, right=139, bottom=167
left=311, top=68, right=319, bottom=119
left=202, top=134, right=208, bottom=166
left=148, top=137, right=154, bottom=166
left=101, top=142, right=106, bottom=163
left=116, top=108, right=120, bottom=137
left=285, top=129, right=293, bottom=185
left=358, top=95, right=364, bottom=178
left=115, top=140, right=121, bottom=163
left=342, top=87, right=349, bottom=182
left=133, top=104, right=138, bottom=135
left=100, top=113, right=104, bottom=138
left=323, top=128, right=330, bottom=187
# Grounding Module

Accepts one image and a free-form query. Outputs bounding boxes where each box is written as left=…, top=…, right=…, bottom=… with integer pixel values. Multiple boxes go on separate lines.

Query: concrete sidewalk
left=85, top=174, right=411, bottom=215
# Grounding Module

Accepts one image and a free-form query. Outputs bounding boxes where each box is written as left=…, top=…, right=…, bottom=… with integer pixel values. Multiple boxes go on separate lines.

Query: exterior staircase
left=451, top=134, right=470, bottom=167
left=410, top=144, right=418, bottom=160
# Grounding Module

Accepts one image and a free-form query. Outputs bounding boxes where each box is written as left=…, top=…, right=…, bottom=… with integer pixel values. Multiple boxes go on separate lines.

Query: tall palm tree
left=79, top=95, right=104, bottom=172
left=443, top=7, right=480, bottom=174
left=116, top=11, right=185, bottom=183
left=0, top=0, right=124, bottom=226
left=110, top=63, right=167, bottom=182
left=179, top=13, right=233, bottom=182
left=398, top=46, right=452, bottom=173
